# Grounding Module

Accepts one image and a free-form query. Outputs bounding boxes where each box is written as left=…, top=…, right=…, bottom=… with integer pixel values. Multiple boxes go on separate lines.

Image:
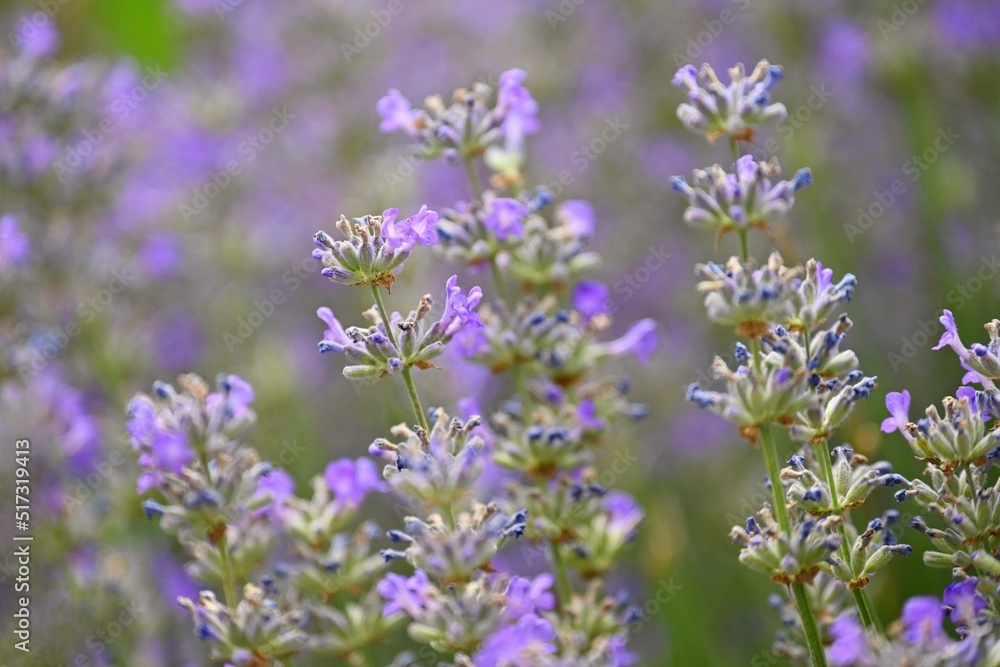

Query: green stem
left=369, top=284, right=429, bottom=432
left=815, top=440, right=884, bottom=638
left=401, top=368, right=429, bottom=432
left=729, top=135, right=741, bottom=163
left=759, top=424, right=791, bottom=534
left=489, top=254, right=508, bottom=303
left=738, top=231, right=750, bottom=263
left=441, top=503, right=457, bottom=531
left=792, top=582, right=829, bottom=667
left=761, top=426, right=827, bottom=666
left=217, top=532, right=238, bottom=609
left=550, top=541, right=572, bottom=607
left=464, top=156, right=483, bottom=198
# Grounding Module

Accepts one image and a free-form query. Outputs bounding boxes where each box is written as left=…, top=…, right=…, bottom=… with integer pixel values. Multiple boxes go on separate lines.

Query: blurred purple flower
left=252, top=469, right=295, bottom=523
left=378, top=570, right=434, bottom=617
left=15, top=16, right=59, bottom=59
left=483, top=198, right=527, bottom=240
left=577, top=399, right=605, bottom=430
left=942, top=579, right=986, bottom=626
left=0, top=214, right=30, bottom=268
left=604, top=490, right=643, bottom=539
left=605, top=318, right=658, bottom=365
left=827, top=614, right=872, bottom=666
left=474, top=614, right=557, bottom=667
left=324, top=457, right=385, bottom=510
left=502, top=573, right=555, bottom=621
left=572, top=280, right=610, bottom=319
left=150, top=428, right=194, bottom=474
left=555, top=200, right=595, bottom=239
left=902, top=596, right=945, bottom=646
left=496, top=68, right=540, bottom=152
left=377, top=89, right=421, bottom=136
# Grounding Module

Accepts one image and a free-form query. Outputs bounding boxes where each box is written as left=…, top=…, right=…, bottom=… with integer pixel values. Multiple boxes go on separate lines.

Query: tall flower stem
left=792, top=582, right=828, bottom=667
left=369, top=284, right=429, bottom=432
left=760, top=424, right=827, bottom=667
left=217, top=531, right=238, bottom=609
left=814, top=440, right=884, bottom=638
left=550, top=541, right=573, bottom=608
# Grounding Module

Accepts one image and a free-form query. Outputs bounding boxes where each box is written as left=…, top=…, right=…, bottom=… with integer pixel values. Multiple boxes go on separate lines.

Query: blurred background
left=1, top=0, right=999, bottom=664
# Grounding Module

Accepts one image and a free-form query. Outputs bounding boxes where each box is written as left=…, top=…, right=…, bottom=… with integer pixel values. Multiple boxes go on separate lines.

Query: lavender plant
left=676, top=61, right=1000, bottom=666
left=130, top=68, right=653, bottom=666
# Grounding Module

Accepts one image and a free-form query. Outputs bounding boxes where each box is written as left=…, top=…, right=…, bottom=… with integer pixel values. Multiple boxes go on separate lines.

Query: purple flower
left=503, top=574, right=555, bottom=621
left=572, top=280, right=610, bottom=319
left=827, top=615, right=872, bottom=666
left=126, top=396, right=157, bottom=444
left=474, top=614, right=557, bottom=667
left=880, top=390, right=912, bottom=440
left=604, top=635, right=637, bottom=667
left=377, top=570, right=434, bottom=617
left=483, top=198, right=527, bottom=240
left=206, top=374, right=255, bottom=424
left=942, top=579, right=986, bottom=625
left=605, top=318, right=658, bottom=365
left=381, top=205, right=439, bottom=251
left=901, top=596, right=945, bottom=646
left=604, top=491, right=643, bottom=539
left=555, top=200, right=595, bottom=239
left=495, top=68, right=540, bottom=153
left=317, top=306, right=353, bottom=354
left=15, top=16, right=59, bottom=59
left=252, top=469, right=295, bottom=523
left=150, top=428, right=194, bottom=474
left=437, top=275, right=484, bottom=337
left=577, top=399, right=605, bottom=430
left=377, top=89, right=420, bottom=136
left=933, top=310, right=966, bottom=356
left=0, top=215, right=30, bottom=268
left=324, top=457, right=385, bottom=510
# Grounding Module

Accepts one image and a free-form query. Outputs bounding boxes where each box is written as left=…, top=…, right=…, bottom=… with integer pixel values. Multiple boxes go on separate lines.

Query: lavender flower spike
left=672, top=60, right=787, bottom=142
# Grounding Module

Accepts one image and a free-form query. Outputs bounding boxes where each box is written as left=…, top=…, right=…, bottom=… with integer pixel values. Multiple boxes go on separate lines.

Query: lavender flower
left=827, top=614, right=872, bottom=666
left=324, top=457, right=386, bottom=511
left=314, top=208, right=437, bottom=291
left=942, top=579, right=986, bottom=626
left=474, top=614, right=558, bottom=667
left=671, top=156, right=811, bottom=245
left=672, top=60, right=787, bottom=142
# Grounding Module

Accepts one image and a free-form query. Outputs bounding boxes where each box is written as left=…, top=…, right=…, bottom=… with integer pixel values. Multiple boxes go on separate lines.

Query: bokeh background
left=1, top=0, right=999, bottom=664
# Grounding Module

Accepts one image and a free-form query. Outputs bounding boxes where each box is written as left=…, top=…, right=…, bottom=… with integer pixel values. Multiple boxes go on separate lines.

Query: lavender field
left=2, top=1, right=1000, bottom=665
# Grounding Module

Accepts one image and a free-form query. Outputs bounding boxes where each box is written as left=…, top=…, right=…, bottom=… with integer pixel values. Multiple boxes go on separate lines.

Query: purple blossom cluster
left=125, top=67, right=655, bottom=665
left=675, top=60, right=1000, bottom=667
